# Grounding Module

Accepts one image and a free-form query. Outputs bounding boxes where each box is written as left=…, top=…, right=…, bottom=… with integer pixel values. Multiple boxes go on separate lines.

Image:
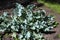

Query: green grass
left=38, top=0, right=60, bottom=14
left=57, top=34, right=60, bottom=38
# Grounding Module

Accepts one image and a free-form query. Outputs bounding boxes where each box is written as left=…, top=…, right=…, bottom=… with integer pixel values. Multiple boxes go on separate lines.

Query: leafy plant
left=0, top=3, right=58, bottom=40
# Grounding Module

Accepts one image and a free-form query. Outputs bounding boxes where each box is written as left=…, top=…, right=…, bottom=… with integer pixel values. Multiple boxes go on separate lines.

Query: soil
left=0, top=4, right=60, bottom=40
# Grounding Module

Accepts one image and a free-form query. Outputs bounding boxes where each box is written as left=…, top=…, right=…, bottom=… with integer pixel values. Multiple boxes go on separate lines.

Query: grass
left=57, top=34, right=60, bottom=38
left=38, top=0, right=60, bottom=14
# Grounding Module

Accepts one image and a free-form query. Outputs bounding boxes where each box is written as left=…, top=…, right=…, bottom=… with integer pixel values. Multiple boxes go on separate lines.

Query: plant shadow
left=41, top=31, right=56, bottom=34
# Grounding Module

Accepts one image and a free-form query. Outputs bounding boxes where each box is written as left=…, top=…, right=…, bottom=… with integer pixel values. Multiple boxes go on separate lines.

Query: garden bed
left=0, top=2, right=60, bottom=40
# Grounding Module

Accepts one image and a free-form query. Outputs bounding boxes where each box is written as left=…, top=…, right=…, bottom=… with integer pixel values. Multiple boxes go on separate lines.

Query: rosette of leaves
left=0, top=3, right=58, bottom=40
